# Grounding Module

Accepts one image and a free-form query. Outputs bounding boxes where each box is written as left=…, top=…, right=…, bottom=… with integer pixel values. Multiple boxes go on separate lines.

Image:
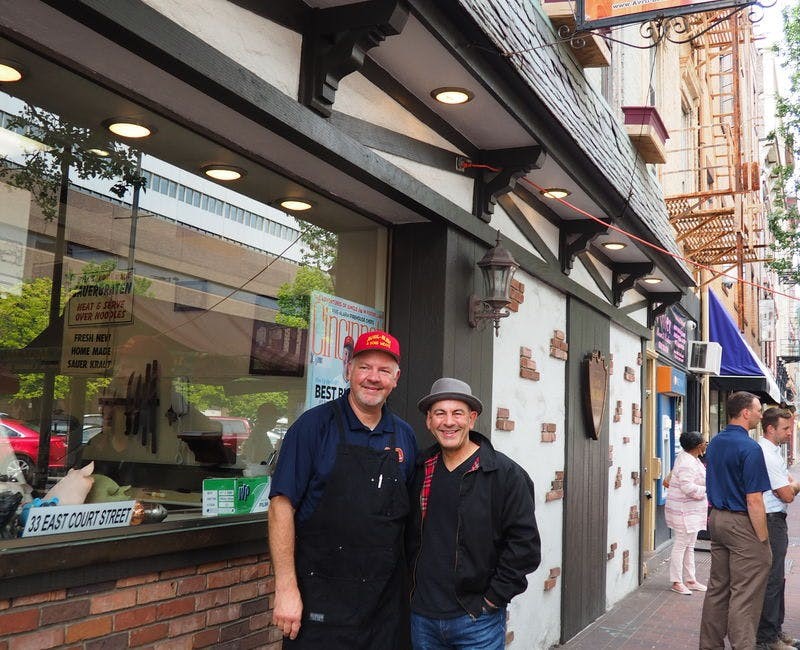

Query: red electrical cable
left=518, top=176, right=799, bottom=302
left=459, top=159, right=797, bottom=300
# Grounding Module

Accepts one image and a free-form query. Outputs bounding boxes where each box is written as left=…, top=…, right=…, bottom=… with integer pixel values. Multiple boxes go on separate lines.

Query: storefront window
left=0, top=52, right=388, bottom=543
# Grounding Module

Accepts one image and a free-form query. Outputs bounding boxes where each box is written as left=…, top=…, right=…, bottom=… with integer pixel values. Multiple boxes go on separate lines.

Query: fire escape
left=662, top=12, right=769, bottom=334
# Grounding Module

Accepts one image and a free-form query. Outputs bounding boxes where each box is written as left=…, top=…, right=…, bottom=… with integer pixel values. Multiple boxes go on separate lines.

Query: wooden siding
left=562, top=297, right=611, bottom=642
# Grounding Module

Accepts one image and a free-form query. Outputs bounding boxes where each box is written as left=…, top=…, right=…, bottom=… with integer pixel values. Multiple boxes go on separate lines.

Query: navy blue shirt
left=705, top=424, right=770, bottom=511
left=269, top=391, right=418, bottom=523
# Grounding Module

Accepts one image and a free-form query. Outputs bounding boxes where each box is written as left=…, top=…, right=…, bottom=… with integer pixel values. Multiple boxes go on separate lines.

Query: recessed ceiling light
left=0, top=60, right=23, bottom=83
left=103, top=119, right=154, bottom=139
left=431, top=87, right=474, bottom=105
left=279, top=198, right=313, bottom=211
left=203, top=165, right=246, bottom=181
left=642, top=276, right=663, bottom=285
left=602, top=242, right=627, bottom=251
left=86, top=148, right=110, bottom=157
left=539, top=188, right=571, bottom=199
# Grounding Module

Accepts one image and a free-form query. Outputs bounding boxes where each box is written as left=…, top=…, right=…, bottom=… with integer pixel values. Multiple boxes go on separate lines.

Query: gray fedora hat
left=417, top=377, right=483, bottom=415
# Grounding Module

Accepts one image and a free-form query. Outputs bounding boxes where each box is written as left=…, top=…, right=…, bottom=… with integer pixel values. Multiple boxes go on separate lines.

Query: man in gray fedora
left=407, top=377, right=541, bottom=650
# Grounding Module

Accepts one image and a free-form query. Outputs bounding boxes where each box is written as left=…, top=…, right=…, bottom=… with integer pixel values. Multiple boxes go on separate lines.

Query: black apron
left=285, top=402, right=409, bottom=649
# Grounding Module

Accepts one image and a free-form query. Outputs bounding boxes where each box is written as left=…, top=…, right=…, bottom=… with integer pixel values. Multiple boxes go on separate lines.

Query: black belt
left=766, top=512, right=787, bottom=519
left=710, top=508, right=747, bottom=515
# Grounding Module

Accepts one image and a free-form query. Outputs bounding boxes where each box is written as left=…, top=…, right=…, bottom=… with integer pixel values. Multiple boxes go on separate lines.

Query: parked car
left=209, top=416, right=252, bottom=456
left=0, top=417, right=67, bottom=483
left=82, top=413, right=103, bottom=444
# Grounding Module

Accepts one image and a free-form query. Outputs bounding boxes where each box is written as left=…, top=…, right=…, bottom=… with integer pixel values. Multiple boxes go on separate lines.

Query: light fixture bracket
left=468, top=294, right=511, bottom=337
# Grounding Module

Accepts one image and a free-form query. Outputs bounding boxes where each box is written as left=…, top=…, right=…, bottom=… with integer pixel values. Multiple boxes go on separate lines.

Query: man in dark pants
left=268, top=330, right=418, bottom=649
left=700, top=391, right=772, bottom=650
left=757, top=407, right=800, bottom=650
left=407, top=378, right=540, bottom=650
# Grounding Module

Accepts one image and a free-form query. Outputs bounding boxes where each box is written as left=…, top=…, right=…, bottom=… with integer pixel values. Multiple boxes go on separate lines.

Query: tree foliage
left=0, top=262, right=153, bottom=405
left=298, top=221, right=338, bottom=272
left=275, top=266, right=333, bottom=329
left=767, top=3, right=800, bottom=284
left=0, top=104, right=145, bottom=221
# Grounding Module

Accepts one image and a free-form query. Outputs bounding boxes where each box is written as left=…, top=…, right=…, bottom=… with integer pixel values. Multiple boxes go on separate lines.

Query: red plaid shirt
left=419, top=451, right=481, bottom=521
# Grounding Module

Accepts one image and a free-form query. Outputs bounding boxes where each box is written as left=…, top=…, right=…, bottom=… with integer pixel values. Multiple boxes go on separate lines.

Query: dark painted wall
left=562, top=297, right=611, bottom=643
left=389, top=222, right=493, bottom=447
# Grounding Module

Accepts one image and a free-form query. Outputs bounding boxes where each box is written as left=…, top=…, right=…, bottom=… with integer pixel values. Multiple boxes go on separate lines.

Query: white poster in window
left=305, top=291, right=384, bottom=410
left=66, top=271, right=134, bottom=327
left=61, top=327, right=116, bottom=375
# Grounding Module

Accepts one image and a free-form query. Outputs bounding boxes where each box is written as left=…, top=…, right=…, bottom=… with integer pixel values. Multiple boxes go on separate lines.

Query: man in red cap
left=269, top=330, right=418, bottom=650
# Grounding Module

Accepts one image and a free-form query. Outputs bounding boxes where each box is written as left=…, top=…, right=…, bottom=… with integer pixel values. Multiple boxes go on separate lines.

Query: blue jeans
left=410, top=608, right=506, bottom=649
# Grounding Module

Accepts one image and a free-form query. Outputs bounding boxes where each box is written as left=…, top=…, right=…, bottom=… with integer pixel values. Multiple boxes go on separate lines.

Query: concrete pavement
left=554, top=466, right=800, bottom=649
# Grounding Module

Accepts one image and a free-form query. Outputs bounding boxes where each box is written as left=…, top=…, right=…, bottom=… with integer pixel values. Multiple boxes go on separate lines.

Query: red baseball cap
left=352, top=330, right=400, bottom=362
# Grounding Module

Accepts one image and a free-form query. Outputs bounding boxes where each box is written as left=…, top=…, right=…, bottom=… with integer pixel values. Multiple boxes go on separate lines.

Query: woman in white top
left=665, top=431, right=708, bottom=595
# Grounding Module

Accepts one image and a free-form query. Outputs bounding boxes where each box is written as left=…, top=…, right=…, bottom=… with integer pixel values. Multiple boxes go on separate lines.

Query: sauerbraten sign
left=653, top=305, right=688, bottom=367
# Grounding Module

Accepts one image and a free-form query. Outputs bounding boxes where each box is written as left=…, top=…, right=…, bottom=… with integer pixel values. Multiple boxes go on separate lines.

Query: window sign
left=306, top=292, right=384, bottom=409
left=653, top=305, right=688, bottom=367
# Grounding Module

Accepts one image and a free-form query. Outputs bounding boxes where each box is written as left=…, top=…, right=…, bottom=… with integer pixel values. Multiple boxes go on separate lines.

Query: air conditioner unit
left=687, top=341, right=722, bottom=375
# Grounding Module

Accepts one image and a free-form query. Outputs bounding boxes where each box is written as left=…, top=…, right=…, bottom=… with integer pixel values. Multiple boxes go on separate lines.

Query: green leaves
left=0, top=103, right=145, bottom=221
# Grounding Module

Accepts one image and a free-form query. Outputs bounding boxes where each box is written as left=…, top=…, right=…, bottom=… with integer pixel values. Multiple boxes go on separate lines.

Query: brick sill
left=0, top=515, right=266, bottom=599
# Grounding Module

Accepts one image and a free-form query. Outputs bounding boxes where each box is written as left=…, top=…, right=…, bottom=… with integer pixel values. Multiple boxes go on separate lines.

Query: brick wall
left=0, top=555, right=279, bottom=649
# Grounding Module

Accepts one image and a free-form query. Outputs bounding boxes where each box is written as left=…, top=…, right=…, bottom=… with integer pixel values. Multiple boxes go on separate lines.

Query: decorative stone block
left=509, top=279, right=525, bottom=313
left=496, top=419, right=515, bottom=432
left=613, top=400, right=623, bottom=423
left=622, top=436, right=631, bottom=444
left=624, top=366, right=636, bottom=382
left=541, top=423, right=557, bottom=443
left=636, top=351, right=643, bottom=366
left=543, top=567, right=561, bottom=591
left=622, top=550, right=630, bottom=573
left=546, top=471, right=565, bottom=501
left=631, top=471, right=640, bottom=486
left=628, top=505, right=639, bottom=527
left=496, top=408, right=514, bottom=431
left=549, top=331, right=569, bottom=361
left=631, top=403, right=641, bottom=425
left=608, top=353, right=614, bottom=375
left=608, top=542, right=618, bottom=560
left=608, top=445, right=613, bottom=467
left=614, top=466, right=622, bottom=489
left=520, top=346, right=532, bottom=359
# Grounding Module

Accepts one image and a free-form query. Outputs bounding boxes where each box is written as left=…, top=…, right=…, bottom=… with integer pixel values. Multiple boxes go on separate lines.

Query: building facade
left=0, top=0, right=703, bottom=647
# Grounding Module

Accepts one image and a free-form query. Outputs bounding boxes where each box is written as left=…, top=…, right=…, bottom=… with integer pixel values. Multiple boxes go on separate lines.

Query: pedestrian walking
left=699, top=391, right=772, bottom=650
left=268, top=330, right=418, bottom=649
left=756, top=406, right=800, bottom=650
left=665, top=431, right=708, bottom=595
left=407, top=377, right=540, bottom=650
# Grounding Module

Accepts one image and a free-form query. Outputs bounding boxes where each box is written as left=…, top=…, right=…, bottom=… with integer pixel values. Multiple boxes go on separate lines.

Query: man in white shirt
left=757, top=407, right=800, bottom=650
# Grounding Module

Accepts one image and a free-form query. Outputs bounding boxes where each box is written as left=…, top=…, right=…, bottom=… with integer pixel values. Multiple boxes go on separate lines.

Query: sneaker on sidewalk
left=779, top=632, right=800, bottom=648
left=756, top=640, right=797, bottom=650
left=686, top=581, right=707, bottom=591
left=670, top=583, right=692, bottom=595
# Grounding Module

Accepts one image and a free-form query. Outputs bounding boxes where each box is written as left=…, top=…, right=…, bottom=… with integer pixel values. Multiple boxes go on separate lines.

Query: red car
left=209, top=416, right=252, bottom=456
left=0, top=417, right=67, bottom=483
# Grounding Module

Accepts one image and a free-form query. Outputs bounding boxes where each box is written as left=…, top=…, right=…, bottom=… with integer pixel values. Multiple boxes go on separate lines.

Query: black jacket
left=407, top=431, right=541, bottom=618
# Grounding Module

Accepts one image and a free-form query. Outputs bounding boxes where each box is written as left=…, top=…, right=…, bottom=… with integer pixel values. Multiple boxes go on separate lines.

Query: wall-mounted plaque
left=584, top=350, right=609, bottom=440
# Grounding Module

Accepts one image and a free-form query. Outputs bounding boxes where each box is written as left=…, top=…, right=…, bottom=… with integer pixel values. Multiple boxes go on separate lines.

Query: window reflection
left=0, top=80, right=387, bottom=540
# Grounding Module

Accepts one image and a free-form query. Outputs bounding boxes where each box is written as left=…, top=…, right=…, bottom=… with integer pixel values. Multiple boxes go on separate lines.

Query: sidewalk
left=555, top=466, right=800, bottom=649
